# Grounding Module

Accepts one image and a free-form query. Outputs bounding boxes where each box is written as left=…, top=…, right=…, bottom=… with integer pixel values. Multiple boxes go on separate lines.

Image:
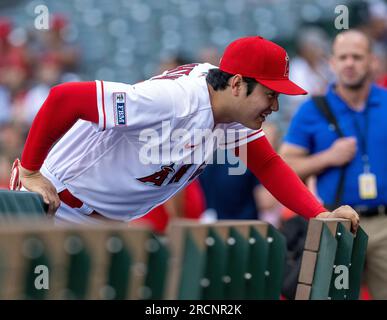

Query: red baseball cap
left=219, top=36, right=307, bottom=95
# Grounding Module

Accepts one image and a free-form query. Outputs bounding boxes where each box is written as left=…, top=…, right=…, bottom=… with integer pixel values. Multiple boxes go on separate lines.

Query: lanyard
left=352, top=107, right=370, bottom=172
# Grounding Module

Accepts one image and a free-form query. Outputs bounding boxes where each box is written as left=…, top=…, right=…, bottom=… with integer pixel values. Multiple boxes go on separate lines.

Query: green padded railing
left=167, top=221, right=286, bottom=300
left=144, top=234, right=169, bottom=300
left=329, top=223, right=354, bottom=300
left=0, top=190, right=47, bottom=219
left=64, top=234, right=92, bottom=299
left=348, top=227, right=368, bottom=300
left=201, top=228, right=228, bottom=300
left=23, top=235, right=51, bottom=300
left=177, top=230, right=207, bottom=299
left=245, top=226, right=269, bottom=299
left=309, top=224, right=338, bottom=299
left=296, top=219, right=368, bottom=300
left=264, top=225, right=286, bottom=300
left=105, top=233, right=132, bottom=300
left=223, top=227, right=249, bottom=299
left=0, top=223, right=155, bottom=299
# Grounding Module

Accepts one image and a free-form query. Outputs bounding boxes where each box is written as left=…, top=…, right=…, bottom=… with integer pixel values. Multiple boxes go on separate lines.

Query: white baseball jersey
left=41, top=63, right=265, bottom=223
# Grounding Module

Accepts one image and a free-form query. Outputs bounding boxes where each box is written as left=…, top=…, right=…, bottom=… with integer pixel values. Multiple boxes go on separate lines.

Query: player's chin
left=246, top=119, right=263, bottom=131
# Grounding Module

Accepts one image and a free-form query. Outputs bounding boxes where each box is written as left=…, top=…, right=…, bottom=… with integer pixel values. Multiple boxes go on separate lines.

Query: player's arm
left=235, top=137, right=359, bottom=232
left=19, top=82, right=98, bottom=214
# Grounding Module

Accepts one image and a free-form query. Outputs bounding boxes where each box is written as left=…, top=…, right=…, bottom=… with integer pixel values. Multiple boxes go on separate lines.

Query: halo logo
left=284, top=53, right=289, bottom=77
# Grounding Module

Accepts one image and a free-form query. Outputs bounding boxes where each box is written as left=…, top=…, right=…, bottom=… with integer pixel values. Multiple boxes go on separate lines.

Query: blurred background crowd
left=0, top=0, right=387, bottom=299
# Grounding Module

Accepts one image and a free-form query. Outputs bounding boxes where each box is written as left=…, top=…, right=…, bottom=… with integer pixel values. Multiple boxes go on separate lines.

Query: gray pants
left=361, top=214, right=387, bottom=299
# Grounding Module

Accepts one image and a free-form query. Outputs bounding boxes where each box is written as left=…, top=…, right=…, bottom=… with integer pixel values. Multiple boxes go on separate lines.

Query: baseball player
left=10, top=36, right=359, bottom=230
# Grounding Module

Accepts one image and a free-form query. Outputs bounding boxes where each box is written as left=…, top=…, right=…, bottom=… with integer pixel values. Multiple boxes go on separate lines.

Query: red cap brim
left=257, top=79, right=308, bottom=95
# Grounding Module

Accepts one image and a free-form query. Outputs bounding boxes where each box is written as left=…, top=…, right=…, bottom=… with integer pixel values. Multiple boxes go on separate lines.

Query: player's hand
left=19, top=165, right=61, bottom=216
left=316, top=205, right=360, bottom=234
left=325, top=137, right=357, bottom=167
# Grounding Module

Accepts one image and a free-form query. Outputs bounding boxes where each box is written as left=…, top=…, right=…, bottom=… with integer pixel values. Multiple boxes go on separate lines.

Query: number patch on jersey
left=113, top=92, right=127, bottom=126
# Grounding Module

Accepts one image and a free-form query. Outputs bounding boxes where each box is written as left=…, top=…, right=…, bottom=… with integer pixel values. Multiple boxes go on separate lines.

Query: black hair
left=206, top=68, right=258, bottom=96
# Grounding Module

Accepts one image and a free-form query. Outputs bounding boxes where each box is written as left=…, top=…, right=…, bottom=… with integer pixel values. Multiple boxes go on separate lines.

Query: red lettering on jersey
left=152, top=63, right=199, bottom=80
left=188, top=162, right=207, bottom=182
left=137, top=162, right=203, bottom=187
left=137, top=164, right=175, bottom=187
left=168, top=164, right=193, bottom=184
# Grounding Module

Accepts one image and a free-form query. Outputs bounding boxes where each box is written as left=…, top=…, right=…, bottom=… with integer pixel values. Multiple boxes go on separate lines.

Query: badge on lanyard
left=353, top=107, right=376, bottom=200
left=358, top=171, right=377, bottom=199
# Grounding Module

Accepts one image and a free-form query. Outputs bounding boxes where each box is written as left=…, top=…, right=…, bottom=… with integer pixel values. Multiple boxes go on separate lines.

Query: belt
left=353, top=205, right=387, bottom=217
left=58, top=189, right=111, bottom=222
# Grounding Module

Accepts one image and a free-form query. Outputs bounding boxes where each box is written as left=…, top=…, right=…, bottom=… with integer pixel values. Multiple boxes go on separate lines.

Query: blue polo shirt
left=285, top=83, right=387, bottom=208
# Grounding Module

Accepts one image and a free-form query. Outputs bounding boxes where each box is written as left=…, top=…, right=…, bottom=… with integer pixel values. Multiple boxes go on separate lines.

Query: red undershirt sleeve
left=235, top=136, right=327, bottom=219
left=21, top=82, right=99, bottom=171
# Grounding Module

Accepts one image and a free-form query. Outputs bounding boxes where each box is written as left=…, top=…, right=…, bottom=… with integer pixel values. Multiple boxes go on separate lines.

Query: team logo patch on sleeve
left=113, top=92, right=127, bottom=126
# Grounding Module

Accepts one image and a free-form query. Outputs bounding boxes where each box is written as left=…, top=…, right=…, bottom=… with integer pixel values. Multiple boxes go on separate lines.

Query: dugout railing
left=0, top=190, right=368, bottom=300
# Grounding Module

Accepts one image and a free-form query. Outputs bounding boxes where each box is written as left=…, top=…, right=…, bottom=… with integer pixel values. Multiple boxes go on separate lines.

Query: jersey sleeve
left=94, top=80, right=175, bottom=133
left=216, top=122, right=265, bottom=150
left=242, top=137, right=327, bottom=219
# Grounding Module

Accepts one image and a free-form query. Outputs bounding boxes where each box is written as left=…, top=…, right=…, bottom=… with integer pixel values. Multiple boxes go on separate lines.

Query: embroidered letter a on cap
left=113, top=92, right=127, bottom=126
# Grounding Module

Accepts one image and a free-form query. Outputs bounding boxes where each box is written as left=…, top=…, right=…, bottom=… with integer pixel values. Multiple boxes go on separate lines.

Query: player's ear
left=230, top=74, right=244, bottom=96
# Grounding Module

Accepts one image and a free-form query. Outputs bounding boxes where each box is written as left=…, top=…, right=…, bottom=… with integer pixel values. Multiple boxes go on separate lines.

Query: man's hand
left=316, top=205, right=360, bottom=233
left=19, top=165, right=61, bottom=216
left=325, top=137, right=357, bottom=167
